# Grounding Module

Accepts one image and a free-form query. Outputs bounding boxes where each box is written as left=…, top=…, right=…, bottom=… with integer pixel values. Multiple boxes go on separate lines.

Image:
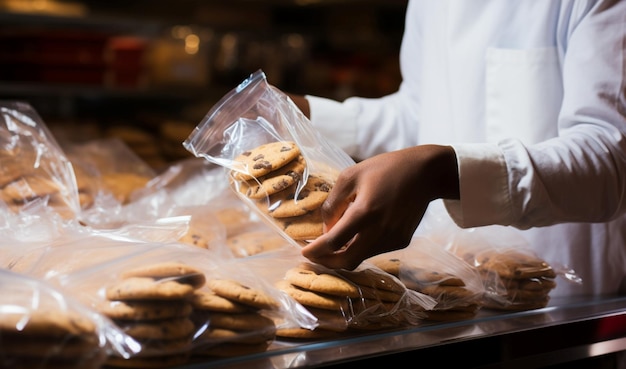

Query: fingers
left=302, top=226, right=401, bottom=270
left=301, top=201, right=364, bottom=258
left=319, top=171, right=356, bottom=232
left=302, top=234, right=368, bottom=270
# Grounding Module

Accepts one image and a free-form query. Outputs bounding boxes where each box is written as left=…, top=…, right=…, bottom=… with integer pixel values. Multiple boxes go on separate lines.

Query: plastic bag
left=368, top=236, right=485, bottom=321
left=417, top=201, right=581, bottom=311
left=0, top=268, right=126, bottom=369
left=246, top=247, right=437, bottom=338
left=65, top=138, right=157, bottom=227
left=0, top=101, right=80, bottom=220
left=20, top=230, right=313, bottom=365
left=184, top=69, right=355, bottom=247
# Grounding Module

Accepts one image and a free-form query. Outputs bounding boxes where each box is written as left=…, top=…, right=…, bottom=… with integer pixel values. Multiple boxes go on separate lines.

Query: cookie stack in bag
left=229, top=141, right=333, bottom=244
left=456, top=247, right=557, bottom=311
left=99, top=262, right=206, bottom=368
left=369, top=254, right=482, bottom=322
left=274, top=262, right=408, bottom=339
left=190, top=278, right=279, bottom=358
left=0, top=308, right=105, bottom=369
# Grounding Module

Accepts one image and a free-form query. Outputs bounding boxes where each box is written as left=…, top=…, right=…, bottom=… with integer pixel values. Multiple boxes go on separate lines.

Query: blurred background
left=0, top=0, right=406, bottom=169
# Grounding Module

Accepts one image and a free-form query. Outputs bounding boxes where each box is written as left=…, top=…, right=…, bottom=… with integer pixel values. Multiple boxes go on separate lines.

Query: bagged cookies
left=0, top=101, right=80, bottom=220
left=22, top=232, right=314, bottom=366
left=183, top=69, right=355, bottom=247
left=414, top=202, right=581, bottom=312
left=238, top=246, right=436, bottom=337
left=368, top=236, right=485, bottom=321
left=64, top=137, right=156, bottom=219
left=452, top=240, right=560, bottom=311
left=274, top=261, right=437, bottom=336
left=0, top=269, right=122, bottom=369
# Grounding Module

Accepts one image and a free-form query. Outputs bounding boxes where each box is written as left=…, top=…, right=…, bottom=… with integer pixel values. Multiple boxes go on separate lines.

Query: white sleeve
left=446, top=1, right=626, bottom=228
left=306, top=91, right=421, bottom=161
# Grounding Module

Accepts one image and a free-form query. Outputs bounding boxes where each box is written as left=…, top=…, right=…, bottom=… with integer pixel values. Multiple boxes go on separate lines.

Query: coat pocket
left=485, top=47, right=563, bottom=145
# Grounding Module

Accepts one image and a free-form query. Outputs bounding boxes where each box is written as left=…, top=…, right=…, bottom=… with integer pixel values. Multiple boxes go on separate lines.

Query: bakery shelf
left=170, top=295, right=626, bottom=368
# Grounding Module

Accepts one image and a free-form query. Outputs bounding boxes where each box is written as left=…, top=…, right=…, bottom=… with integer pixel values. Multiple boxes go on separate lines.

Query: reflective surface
left=177, top=295, right=626, bottom=368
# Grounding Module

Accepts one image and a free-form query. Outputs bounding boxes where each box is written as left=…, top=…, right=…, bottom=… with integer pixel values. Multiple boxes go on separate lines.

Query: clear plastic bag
left=250, top=246, right=437, bottom=337
left=184, top=70, right=355, bottom=247
left=17, top=230, right=315, bottom=365
left=418, top=201, right=581, bottom=311
left=368, top=236, right=485, bottom=321
left=0, top=268, right=126, bottom=369
left=0, top=101, right=80, bottom=220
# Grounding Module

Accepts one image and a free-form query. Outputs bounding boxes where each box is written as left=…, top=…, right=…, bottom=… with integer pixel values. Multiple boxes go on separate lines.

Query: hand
left=301, top=145, right=459, bottom=270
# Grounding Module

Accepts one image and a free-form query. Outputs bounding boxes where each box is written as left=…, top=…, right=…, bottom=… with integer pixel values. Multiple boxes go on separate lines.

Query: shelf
left=0, top=10, right=163, bottom=35
left=167, top=295, right=626, bottom=368
left=0, top=81, right=215, bottom=101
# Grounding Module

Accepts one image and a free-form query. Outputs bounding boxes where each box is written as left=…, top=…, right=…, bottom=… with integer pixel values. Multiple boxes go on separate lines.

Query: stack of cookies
left=100, top=262, right=206, bottom=368
left=455, top=247, right=557, bottom=311
left=370, top=255, right=482, bottom=321
left=369, top=251, right=484, bottom=322
left=274, top=262, right=410, bottom=339
left=0, top=308, right=105, bottom=369
left=190, top=278, right=279, bottom=358
left=229, top=141, right=333, bottom=244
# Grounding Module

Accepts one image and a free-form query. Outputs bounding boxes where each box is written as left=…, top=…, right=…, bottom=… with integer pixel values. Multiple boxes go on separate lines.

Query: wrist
left=412, top=144, right=459, bottom=201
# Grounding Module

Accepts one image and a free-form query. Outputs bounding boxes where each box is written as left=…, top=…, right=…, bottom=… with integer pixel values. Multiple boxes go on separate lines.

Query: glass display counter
left=174, top=295, right=626, bottom=368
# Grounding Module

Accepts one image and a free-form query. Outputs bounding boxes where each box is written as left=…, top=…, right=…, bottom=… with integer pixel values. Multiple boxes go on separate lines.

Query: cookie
left=304, top=307, right=350, bottom=332
left=367, top=255, right=401, bottom=277
left=207, top=279, right=280, bottom=310
left=97, top=300, right=193, bottom=321
left=178, top=225, right=218, bottom=249
left=132, top=336, right=193, bottom=354
left=500, top=277, right=557, bottom=292
left=265, top=175, right=332, bottom=218
left=277, top=208, right=324, bottom=241
left=356, top=284, right=403, bottom=303
left=226, top=230, right=287, bottom=258
left=0, top=155, right=28, bottom=187
left=231, top=141, right=301, bottom=181
left=106, top=277, right=196, bottom=301
left=405, top=267, right=466, bottom=287
left=1, top=335, right=102, bottom=358
left=100, top=172, right=151, bottom=205
left=0, top=310, right=96, bottom=338
left=214, top=207, right=253, bottom=236
left=275, top=280, right=348, bottom=311
left=189, top=290, right=251, bottom=313
left=504, top=287, right=551, bottom=302
left=476, top=250, right=557, bottom=280
left=284, top=265, right=360, bottom=298
left=0, top=175, right=61, bottom=203
left=0, top=309, right=102, bottom=369
left=119, top=317, right=195, bottom=340
left=239, top=155, right=306, bottom=199
left=120, top=262, right=206, bottom=289
left=417, top=284, right=477, bottom=300
left=206, top=312, right=276, bottom=333
left=338, top=268, right=406, bottom=294
left=197, top=327, right=275, bottom=345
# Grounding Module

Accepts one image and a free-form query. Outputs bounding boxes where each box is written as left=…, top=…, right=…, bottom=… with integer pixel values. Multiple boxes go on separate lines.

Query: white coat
left=306, top=0, right=626, bottom=297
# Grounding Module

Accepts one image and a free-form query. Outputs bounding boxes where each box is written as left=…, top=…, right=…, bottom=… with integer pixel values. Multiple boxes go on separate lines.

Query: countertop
left=171, top=294, right=626, bottom=368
